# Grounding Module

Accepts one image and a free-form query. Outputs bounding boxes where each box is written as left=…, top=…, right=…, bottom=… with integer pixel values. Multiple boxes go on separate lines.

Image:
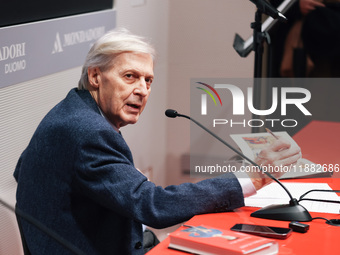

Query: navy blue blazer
left=14, top=88, right=245, bottom=255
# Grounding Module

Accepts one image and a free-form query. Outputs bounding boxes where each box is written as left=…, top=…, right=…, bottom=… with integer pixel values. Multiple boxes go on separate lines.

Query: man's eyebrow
left=122, top=68, right=154, bottom=77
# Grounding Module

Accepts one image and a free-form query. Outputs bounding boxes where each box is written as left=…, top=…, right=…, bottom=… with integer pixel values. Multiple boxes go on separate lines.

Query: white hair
left=78, top=28, right=156, bottom=90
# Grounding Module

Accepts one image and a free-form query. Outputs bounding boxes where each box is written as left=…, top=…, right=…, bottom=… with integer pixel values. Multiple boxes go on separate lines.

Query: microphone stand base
left=251, top=203, right=312, bottom=222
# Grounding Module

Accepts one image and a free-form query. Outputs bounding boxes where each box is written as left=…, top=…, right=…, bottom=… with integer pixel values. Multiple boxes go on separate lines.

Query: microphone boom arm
left=167, top=109, right=312, bottom=222
left=178, top=113, right=294, bottom=201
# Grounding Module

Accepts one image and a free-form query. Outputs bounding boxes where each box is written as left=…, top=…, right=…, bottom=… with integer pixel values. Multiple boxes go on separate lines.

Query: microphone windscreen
left=165, top=109, right=178, bottom=118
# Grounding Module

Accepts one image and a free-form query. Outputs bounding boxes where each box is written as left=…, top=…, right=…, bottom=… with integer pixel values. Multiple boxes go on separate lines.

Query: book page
left=230, top=131, right=332, bottom=179
left=230, top=131, right=298, bottom=161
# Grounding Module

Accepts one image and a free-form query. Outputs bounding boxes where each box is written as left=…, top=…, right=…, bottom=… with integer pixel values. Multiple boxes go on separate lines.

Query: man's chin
left=124, top=115, right=140, bottom=126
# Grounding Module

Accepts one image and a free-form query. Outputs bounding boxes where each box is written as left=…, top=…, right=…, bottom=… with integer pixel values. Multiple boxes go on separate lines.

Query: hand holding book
left=230, top=131, right=332, bottom=181
left=249, top=137, right=301, bottom=190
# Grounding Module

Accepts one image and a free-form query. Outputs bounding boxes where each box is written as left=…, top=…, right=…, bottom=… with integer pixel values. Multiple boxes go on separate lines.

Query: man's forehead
left=115, top=52, right=153, bottom=64
left=115, top=52, right=154, bottom=74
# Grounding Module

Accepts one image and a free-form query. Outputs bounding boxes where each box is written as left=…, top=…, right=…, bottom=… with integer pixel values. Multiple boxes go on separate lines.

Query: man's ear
left=87, top=67, right=101, bottom=89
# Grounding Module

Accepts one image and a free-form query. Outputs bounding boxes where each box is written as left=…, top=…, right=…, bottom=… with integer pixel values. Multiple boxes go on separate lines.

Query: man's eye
left=125, top=74, right=133, bottom=78
left=145, top=78, right=153, bottom=85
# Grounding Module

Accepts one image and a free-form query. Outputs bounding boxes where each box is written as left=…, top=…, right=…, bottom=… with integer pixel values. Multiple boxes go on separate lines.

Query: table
left=147, top=121, right=340, bottom=254
left=147, top=178, right=340, bottom=255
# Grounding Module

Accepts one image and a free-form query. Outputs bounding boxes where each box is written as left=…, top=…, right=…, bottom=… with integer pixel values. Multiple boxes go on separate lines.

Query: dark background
left=1, top=0, right=113, bottom=27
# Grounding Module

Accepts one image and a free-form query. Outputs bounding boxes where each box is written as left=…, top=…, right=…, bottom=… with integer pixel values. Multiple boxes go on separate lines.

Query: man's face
left=88, top=52, right=154, bottom=129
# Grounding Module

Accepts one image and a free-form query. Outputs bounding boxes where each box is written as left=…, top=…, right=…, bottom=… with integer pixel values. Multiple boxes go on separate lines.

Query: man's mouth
left=127, top=103, right=141, bottom=110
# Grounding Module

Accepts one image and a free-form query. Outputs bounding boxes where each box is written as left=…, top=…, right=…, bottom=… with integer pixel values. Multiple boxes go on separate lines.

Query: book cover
left=168, top=225, right=278, bottom=255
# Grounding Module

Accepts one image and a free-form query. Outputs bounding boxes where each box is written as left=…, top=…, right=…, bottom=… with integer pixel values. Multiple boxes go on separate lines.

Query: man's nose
left=135, top=78, right=148, bottom=96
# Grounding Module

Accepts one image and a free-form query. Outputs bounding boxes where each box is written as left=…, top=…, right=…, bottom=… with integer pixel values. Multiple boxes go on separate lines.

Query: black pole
left=253, top=9, right=264, bottom=78
left=252, top=9, right=264, bottom=133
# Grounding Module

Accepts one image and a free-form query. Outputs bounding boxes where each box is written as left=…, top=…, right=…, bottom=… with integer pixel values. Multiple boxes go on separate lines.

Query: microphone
left=165, top=109, right=178, bottom=118
left=249, top=0, right=287, bottom=22
left=165, top=109, right=312, bottom=222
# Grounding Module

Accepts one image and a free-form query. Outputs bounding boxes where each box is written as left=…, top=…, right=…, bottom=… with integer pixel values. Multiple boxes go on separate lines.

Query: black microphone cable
left=299, top=189, right=340, bottom=205
left=309, top=216, right=340, bottom=226
left=297, top=189, right=340, bottom=226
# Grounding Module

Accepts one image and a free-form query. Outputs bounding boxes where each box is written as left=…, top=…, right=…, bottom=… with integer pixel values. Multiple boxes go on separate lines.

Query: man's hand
left=250, top=138, right=301, bottom=190
left=300, top=0, right=325, bottom=15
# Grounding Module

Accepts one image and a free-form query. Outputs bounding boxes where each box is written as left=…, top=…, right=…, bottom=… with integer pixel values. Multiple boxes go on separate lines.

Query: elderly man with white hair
left=14, top=29, right=301, bottom=255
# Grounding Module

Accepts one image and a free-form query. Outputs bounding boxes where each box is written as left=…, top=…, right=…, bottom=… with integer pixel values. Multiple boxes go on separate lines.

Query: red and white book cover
left=168, top=225, right=278, bottom=255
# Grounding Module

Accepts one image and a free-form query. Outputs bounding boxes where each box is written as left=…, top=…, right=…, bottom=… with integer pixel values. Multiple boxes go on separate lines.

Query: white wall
left=116, top=0, right=254, bottom=186
left=114, top=0, right=170, bottom=185
left=114, top=0, right=255, bottom=240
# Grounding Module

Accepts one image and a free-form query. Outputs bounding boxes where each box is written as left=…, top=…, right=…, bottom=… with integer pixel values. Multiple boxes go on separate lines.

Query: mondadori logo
left=52, top=27, right=106, bottom=54
left=195, top=81, right=312, bottom=129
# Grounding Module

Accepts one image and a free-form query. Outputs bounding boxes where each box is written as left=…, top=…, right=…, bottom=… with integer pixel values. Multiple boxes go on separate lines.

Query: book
left=168, top=225, right=278, bottom=255
left=230, top=131, right=333, bottom=179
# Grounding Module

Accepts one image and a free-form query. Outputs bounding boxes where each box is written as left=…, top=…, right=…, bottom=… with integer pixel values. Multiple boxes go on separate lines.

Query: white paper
left=245, top=183, right=340, bottom=214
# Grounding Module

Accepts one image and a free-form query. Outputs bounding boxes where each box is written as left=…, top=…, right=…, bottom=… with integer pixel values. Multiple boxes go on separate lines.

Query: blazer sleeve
left=73, top=127, right=245, bottom=229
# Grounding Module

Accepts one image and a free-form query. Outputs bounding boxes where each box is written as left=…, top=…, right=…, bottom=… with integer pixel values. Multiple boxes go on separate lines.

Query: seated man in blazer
left=14, top=29, right=301, bottom=255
